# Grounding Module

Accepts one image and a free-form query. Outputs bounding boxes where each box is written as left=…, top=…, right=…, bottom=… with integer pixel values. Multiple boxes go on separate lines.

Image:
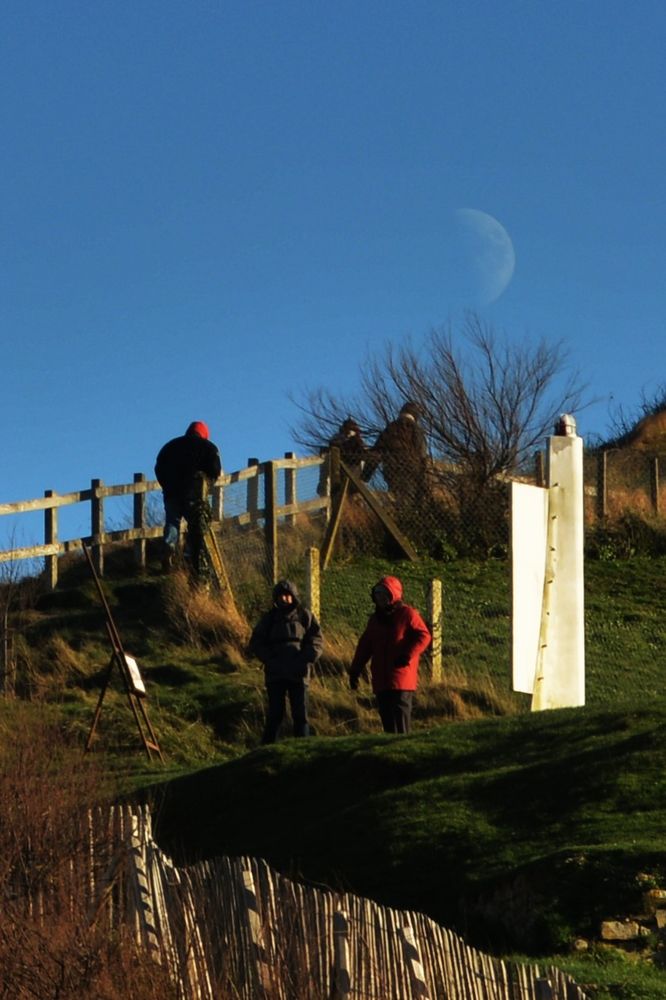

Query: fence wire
left=3, top=447, right=666, bottom=711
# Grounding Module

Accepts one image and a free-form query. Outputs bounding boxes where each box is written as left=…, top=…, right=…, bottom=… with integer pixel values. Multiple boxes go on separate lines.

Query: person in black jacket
left=249, top=579, right=323, bottom=744
left=155, top=421, right=222, bottom=570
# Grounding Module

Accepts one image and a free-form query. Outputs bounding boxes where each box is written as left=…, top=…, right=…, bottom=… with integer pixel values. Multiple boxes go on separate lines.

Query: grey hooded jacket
left=249, top=580, right=323, bottom=683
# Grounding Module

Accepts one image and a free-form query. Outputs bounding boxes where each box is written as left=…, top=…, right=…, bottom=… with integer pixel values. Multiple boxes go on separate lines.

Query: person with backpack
left=348, top=576, right=431, bottom=734
left=249, top=580, right=323, bottom=744
left=154, top=420, right=222, bottom=572
left=362, top=402, right=430, bottom=503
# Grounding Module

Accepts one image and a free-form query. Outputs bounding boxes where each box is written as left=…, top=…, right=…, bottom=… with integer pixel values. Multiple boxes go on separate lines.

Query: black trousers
left=262, top=680, right=309, bottom=744
left=376, top=690, right=414, bottom=734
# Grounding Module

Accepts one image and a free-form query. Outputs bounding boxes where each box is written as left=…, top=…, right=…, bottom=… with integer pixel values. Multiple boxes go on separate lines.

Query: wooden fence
left=591, top=450, right=662, bottom=520
left=3, top=448, right=663, bottom=590
left=0, top=454, right=329, bottom=588
left=18, top=804, right=588, bottom=1000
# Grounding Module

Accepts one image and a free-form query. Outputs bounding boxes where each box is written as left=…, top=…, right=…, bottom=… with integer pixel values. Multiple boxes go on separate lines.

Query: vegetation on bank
left=3, top=540, right=666, bottom=997
left=152, top=701, right=666, bottom=952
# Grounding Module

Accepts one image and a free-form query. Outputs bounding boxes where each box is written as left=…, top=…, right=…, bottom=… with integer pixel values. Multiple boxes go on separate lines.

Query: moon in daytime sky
left=454, top=208, right=516, bottom=304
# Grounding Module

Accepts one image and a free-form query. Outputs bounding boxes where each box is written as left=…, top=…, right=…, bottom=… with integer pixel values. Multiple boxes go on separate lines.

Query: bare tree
left=292, top=312, right=587, bottom=487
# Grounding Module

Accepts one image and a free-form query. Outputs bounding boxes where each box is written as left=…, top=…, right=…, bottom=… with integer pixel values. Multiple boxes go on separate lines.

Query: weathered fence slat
left=23, top=806, right=590, bottom=1000
left=401, top=923, right=430, bottom=998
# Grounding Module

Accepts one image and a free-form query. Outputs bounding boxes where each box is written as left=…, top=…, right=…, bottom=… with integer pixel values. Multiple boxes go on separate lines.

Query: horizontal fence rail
left=0, top=455, right=330, bottom=587
left=1, top=449, right=664, bottom=590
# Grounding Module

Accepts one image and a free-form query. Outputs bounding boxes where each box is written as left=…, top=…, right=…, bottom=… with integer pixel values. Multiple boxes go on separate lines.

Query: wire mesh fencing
left=3, top=444, right=666, bottom=714
left=209, top=446, right=666, bottom=714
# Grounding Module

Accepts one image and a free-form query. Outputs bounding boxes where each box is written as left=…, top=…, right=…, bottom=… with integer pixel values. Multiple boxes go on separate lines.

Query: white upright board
left=511, top=481, right=548, bottom=694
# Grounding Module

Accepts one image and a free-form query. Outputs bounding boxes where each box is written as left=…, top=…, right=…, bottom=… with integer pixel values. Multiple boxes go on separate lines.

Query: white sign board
left=124, top=655, right=146, bottom=696
left=511, top=481, right=548, bottom=694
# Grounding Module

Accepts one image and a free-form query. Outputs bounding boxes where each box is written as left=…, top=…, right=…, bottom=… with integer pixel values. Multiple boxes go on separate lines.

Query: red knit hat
left=186, top=421, right=210, bottom=440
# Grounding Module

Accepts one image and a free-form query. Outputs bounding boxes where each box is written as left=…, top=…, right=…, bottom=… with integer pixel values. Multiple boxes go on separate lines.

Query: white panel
left=511, top=481, right=548, bottom=694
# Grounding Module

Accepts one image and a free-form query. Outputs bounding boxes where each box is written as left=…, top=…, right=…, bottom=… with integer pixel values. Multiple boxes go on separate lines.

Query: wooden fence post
left=427, top=579, right=442, bottom=683
left=650, top=457, right=660, bottom=516
left=400, top=924, right=430, bottom=998
left=128, top=813, right=162, bottom=961
left=535, top=977, right=553, bottom=1000
left=91, top=479, right=104, bottom=577
left=332, top=909, right=352, bottom=1000
left=596, top=451, right=607, bottom=521
left=319, top=447, right=331, bottom=521
left=247, top=458, right=259, bottom=525
left=265, top=461, right=279, bottom=585
left=305, top=547, right=320, bottom=620
left=44, top=490, right=58, bottom=590
left=329, top=446, right=341, bottom=492
left=212, top=481, right=224, bottom=522
left=1, top=610, right=15, bottom=697
left=535, top=450, right=545, bottom=487
left=133, top=474, right=146, bottom=570
left=241, top=863, right=272, bottom=997
left=284, top=452, right=297, bottom=526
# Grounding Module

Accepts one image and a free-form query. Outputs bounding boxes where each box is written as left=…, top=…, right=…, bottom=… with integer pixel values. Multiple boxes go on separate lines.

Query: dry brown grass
left=306, top=658, right=519, bottom=738
left=416, top=665, right=520, bottom=723
left=163, top=568, right=251, bottom=663
left=0, top=707, right=182, bottom=999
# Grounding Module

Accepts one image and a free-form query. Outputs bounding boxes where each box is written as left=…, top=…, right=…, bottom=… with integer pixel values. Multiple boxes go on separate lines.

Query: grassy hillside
left=151, top=703, right=666, bottom=952
left=4, top=546, right=666, bottom=997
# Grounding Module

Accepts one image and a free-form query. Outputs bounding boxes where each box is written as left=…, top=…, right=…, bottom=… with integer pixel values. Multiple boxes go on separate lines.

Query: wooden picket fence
left=31, top=804, right=587, bottom=1000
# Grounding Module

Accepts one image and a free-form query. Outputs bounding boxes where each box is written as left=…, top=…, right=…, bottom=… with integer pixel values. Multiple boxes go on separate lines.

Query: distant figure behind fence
left=318, top=417, right=367, bottom=495
left=363, top=402, right=430, bottom=503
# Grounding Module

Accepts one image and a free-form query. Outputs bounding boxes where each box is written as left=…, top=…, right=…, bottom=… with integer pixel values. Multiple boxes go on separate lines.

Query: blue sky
left=2, top=0, right=665, bottom=518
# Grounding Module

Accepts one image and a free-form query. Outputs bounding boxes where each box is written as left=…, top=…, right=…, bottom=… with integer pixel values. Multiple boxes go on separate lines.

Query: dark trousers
left=163, top=494, right=211, bottom=577
left=376, top=690, right=414, bottom=734
left=262, top=680, right=309, bottom=744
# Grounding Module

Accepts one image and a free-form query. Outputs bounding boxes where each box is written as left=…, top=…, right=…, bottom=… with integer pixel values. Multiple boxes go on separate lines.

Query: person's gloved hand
left=349, top=673, right=360, bottom=691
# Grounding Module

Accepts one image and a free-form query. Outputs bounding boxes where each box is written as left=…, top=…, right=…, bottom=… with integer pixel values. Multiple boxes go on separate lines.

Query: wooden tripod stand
left=83, top=542, right=164, bottom=762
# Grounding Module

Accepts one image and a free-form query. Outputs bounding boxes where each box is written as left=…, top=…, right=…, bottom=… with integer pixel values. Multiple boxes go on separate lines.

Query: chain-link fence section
left=208, top=451, right=518, bottom=710
left=207, top=446, right=666, bottom=712
left=584, top=448, right=665, bottom=525
left=3, top=445, right=665, bottom=713
left=210, top=457, right=329, bottom=624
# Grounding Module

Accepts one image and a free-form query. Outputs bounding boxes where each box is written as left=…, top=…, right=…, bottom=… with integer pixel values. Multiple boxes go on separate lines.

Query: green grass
left=150, top=703, right=666, bottom=954
left=5, top=546, right=666, bottom=997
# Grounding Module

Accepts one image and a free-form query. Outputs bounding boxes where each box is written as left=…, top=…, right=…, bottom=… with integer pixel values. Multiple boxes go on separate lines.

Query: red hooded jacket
left=350, top=576, right=431, bottom=693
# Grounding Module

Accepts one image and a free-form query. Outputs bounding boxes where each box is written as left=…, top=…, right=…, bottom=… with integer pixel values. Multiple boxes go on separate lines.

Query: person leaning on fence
left=317, top=417, right=367, bottom=496
left=362, top=402, right=429, bottom=502
left=154, top=420, right=222, bottom=572
left=249, top=579, right=323, bottom=744
left=348, top=576, right=431, bottom=735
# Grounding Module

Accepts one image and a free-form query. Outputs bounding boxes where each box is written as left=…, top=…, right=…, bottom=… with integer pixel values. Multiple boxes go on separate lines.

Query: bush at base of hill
left=586, top=512, right=666, bottom=561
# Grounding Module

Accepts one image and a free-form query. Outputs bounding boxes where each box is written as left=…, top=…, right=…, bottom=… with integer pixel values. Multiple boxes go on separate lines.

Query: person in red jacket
left=349, top=576, right=431, bottom=734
